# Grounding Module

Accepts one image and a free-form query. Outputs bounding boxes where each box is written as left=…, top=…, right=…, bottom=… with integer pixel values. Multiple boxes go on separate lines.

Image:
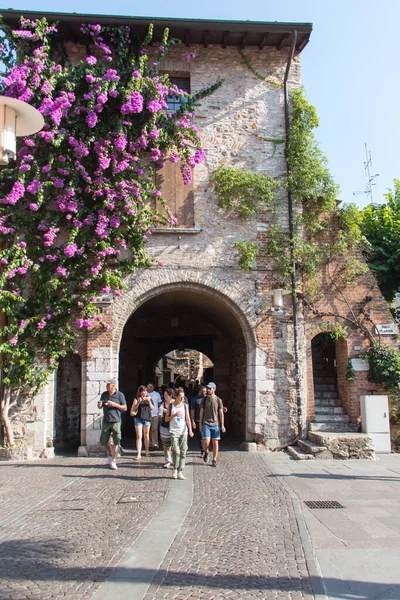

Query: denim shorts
left=202, top=423, right=220, bottom=440
left=134, top=417, right=151, bottom=427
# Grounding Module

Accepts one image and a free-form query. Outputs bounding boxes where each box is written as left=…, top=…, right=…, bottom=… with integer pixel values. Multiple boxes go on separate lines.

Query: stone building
left=1, top=10, right=397, bottom=457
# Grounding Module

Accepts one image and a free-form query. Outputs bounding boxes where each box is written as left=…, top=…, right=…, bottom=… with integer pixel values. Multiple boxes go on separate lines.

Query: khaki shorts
left=100, top=421, right=121, bottom=446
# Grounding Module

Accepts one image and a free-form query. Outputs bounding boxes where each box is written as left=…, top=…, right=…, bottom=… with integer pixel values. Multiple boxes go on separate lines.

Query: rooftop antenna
left=353, top=143, right=379, bottom=204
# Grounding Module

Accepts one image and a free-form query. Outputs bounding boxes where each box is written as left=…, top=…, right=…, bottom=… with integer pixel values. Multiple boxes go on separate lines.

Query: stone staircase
left=287, top=357, right=374, bottom=460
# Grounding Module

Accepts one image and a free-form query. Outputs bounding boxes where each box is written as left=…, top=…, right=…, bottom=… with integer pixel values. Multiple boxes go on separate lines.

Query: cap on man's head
left=207, top=382, right=216, bottom=389
left=107, top=378, right=117, bottom=386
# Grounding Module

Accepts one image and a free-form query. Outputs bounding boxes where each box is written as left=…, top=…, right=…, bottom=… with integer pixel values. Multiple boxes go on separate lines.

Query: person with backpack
left=97, top=378, right=127, bottom=470
left=165, top=388, right=193, bottom=480
left=190, top=385, right=207, bottom=457
left=199, top=382, right=225, bottom=467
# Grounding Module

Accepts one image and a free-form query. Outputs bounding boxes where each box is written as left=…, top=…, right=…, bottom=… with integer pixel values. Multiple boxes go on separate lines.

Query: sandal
left=134, top=456, right=141, bottom=461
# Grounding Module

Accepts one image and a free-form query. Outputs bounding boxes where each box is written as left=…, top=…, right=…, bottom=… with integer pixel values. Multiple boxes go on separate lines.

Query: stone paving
left=267, top=453, right=400, bottom=600
left=0, top=448, right=314, bottom=600
left=144, top=451, right=313, bottom=600
left=0, top=455, right=170, bottom=600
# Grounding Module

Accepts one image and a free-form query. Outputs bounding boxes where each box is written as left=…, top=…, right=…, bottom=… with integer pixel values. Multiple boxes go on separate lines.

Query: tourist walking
left=131, top=385, right=154, bottom=460
left=166, top=388, right=193, bottom=479
left=159, top=387, right=175, bottom=468
left=147, top=382, right=162, bottom=449
left=190, top=385, right=207, bottom=457
left=98, top=378, right=127, bottom=470
left=199, top=382, right=225, bottom=467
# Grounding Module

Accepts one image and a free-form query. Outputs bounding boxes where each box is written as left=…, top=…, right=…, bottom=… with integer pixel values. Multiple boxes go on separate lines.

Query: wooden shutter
left=155, top=161, right=194, bottom=228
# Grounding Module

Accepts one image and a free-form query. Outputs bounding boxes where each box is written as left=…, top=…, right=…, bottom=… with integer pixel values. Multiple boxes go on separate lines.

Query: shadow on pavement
left=0, top=539, right=398, bottom=600
left=269, top=471, right=400, bottom=482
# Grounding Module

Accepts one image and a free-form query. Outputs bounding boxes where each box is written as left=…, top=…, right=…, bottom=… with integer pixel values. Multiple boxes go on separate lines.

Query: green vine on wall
left=234, top=241, right=259, bottom=271
left=237, top=48, right=283, bottom=88
left=216, top=48, right=400, bottom=402
left=363, top=344, right=400, bottom=402
left=210, top=165, right=279, bottom=218
left=345, top=359, right=356, bottom=382
left=256, top=134, right=285, bottom=158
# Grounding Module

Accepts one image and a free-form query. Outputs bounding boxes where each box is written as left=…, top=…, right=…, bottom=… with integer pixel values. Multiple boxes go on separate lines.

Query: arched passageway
left=153, top=348, right=214, bottom=390
left=311, top=333, right=340, bottom=411
left=55, top=352, right=82, bottom=451
left=119, top=288, right=249, bottom=440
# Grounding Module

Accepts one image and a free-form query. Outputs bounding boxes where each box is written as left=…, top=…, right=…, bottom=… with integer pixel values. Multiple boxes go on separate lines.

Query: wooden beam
left=297, top=35, right=310, bottom=53
left=259, top=32, right=269, bottom=50
left=222, top=30, right=229, bottom=48
left=277, top=32, right=289, bottom=50
left=184, top=29, right=190, bottom=47
left=240, top=32, right=249, bottom=49
left=203, top=29, right=210, bottom=48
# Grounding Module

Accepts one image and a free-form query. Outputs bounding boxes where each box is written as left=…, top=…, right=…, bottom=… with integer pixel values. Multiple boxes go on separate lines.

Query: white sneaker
left=172, top=469, right=178, bottom=479
left=177, top=472, right=185, bottom=480
left=110, top=461, right=118, bottom=470
left=107, top=455, right=113, bottom=465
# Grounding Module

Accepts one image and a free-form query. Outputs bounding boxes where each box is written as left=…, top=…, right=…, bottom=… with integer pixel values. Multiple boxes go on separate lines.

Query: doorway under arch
left=54, top=352, right=82, bottom=452
left=118, top=287, right=250, bottom=441
left=311, top=333, right=340, bottom=412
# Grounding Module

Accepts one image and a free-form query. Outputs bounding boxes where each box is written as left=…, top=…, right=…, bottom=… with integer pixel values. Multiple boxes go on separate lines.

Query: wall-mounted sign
left=375, top=324, right=398, bottom=335
left=351, top=358, right=369, bottom=372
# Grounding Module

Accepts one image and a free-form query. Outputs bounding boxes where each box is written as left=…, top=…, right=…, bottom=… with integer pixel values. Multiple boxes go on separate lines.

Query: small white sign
left=93, top=293, right=114, bottom=304
left=375, top=323, right=398, bottom=335
left=351, top=358, right=369, bottom=372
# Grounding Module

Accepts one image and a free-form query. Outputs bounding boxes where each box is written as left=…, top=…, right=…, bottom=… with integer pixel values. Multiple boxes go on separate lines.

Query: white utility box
left=360, top=395, right=391, bottom=453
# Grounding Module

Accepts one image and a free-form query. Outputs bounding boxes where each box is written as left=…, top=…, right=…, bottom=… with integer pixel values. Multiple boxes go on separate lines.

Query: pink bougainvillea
left=0, top=16, right=219, bottom=406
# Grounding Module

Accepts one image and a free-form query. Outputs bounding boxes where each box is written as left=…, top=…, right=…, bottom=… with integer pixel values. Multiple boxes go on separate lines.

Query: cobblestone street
left=0, top=447, right=314, bottom=600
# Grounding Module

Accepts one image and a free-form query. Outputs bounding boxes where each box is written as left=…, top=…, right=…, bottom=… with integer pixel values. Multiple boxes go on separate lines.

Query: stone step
left=297, top=439, right=333, bottom=459
left=313, top=384, right=338, bottom=392
left=314, top=413, right=350, bottom=423
left=309, top=422, right=359, bottom=433
left=286, top=445, right=315, bottom=461
left=313, top=377, right=337, bottom=385
left=314, top=391, right=340, bottom=399
left=312, top=370, right=336, bottom=377
left=315, top=399, right=342, bottom=407
left=307, top=432, right=375, bottom=460
left=315, top=406, right=346, bottom=415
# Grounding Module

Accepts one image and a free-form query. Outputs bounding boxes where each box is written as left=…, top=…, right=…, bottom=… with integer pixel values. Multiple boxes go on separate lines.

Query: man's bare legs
left=203, top=437, right=210, bottom=462
left=105, top=442, right=120, bottom=462
left=212, top=439, right=219, bottom=461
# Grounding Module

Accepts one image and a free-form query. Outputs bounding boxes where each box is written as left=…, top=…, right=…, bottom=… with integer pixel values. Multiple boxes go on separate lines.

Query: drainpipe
left=283, top=30, right=303, bottom=434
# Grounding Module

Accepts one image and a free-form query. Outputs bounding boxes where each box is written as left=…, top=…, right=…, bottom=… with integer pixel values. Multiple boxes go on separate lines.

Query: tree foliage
left=360, top=179, right=400, bottom=302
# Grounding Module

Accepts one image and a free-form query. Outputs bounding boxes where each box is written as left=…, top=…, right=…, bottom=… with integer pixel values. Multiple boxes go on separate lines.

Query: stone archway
left=113, top=271, right=258, bottom=442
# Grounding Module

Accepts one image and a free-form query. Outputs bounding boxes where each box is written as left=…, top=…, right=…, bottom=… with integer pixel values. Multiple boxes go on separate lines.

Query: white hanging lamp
left=0, top=96, right=44, bottom=166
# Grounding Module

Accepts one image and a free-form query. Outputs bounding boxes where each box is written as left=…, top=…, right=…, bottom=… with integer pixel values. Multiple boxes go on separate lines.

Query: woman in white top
left=165, top=389, right=193, bottom=479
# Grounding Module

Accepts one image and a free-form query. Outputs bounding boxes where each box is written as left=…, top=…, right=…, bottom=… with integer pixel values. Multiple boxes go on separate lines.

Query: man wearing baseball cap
left=97, top=378, right=127, bottom=470
left=199, top=382, right=226, bottom=467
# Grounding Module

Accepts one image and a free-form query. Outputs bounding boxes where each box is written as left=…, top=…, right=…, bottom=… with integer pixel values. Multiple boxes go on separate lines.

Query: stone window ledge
left=152, top=227, right=202, bottom=234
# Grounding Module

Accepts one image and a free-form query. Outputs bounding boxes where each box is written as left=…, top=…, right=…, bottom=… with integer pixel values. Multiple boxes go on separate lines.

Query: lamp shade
left=0, top=96, right=44, bottom=165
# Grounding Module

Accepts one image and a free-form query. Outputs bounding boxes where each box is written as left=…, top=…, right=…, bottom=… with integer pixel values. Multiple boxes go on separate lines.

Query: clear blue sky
left=3, top=0, right=399, bottom=207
